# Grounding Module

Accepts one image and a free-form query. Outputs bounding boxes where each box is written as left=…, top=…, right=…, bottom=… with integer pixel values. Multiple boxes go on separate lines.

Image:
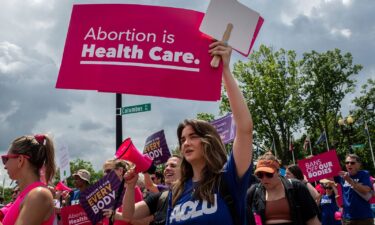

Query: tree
left=196, top=112, right=215, bottom=122
left=55, top=158, right=103, bottom=187
left=351, top=79, right=375, bottom=173
left=300, top=49, right=362, bottom=155
left=0, top=186, right=14, bottom=204
left=221, top=45, right=303, bottom=164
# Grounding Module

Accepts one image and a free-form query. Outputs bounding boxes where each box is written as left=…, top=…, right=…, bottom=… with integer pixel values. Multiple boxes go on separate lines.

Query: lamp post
left=338, top=115, right=354, bottom=154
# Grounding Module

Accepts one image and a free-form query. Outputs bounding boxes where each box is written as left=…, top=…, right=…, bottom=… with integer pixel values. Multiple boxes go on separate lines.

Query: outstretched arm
left=209, top=41, right=253, bottom=178
left=122, top=171, right=152, bottom=221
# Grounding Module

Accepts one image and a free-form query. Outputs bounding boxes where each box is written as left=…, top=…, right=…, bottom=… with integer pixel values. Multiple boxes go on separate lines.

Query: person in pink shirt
left=1, top=134, right=56, bottom=225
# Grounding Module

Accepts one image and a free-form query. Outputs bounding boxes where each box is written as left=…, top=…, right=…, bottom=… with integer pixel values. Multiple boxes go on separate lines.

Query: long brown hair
left=172, top=119, right=227, bottom=205
left=9, top=134, right=56, bottom=182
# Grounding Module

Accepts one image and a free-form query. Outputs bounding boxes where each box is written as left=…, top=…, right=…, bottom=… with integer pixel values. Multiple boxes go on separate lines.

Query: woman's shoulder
left=26, top=186, right=53, bottom=203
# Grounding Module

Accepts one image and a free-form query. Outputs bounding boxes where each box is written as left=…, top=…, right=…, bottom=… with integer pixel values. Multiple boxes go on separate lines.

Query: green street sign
left=351, top=144, right=365, bottom=149
left=121, top=103, right=151, bottom=115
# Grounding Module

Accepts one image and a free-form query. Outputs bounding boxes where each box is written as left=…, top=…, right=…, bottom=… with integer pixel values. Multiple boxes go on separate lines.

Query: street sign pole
left=116, top=94, right=123, bottom=150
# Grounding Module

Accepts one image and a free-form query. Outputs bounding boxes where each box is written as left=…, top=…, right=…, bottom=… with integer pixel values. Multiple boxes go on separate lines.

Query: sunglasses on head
left=1, top=154, right=30, bottom=165
left=256, top=172, right=274, bottom=179
left=345, top=161, right=356, bottom=165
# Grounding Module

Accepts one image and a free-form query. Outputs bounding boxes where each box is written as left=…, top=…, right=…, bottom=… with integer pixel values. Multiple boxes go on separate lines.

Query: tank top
left=2, top=181, right=55, bottom=225
left=265, top=197, right=291, bottom=221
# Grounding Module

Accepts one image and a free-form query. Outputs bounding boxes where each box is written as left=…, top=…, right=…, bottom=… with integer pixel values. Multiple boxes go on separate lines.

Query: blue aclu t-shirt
left=335, top=170, right=373, bottom=220
left=320, top=194, right=341, bottom=225
left=166, top=152, right=252, bottom=225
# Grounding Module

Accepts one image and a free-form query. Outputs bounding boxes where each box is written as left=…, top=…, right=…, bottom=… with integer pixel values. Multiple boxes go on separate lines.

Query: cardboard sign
left=200, top=0, right=264, bottom=56
left=56, top=4, right=222, bottom=101
left=79, top=171, right=122, bottom=225
left=210, top=113, right=236, bottom=144
left=143, top=130, right=171, bottom=165
left=60, top=205, right=92, bottom=225
left=298, top=150, right=341, bottom=182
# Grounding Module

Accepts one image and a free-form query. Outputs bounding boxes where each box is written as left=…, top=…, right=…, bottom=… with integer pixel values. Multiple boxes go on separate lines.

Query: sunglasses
left=345, top=161, right=356, bottom=165
left=1, top=154, right=30, bottom=165
left=256, top=172, right=274, bottom=179
left=324, top=186, right=332, bottom=190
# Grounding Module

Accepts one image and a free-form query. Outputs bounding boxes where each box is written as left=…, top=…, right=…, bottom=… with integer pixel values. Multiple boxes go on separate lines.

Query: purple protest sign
left=79, top=171, right=122, bottom=225
left=210, top=113, right=236, bottom=144
left=143, top=130, right=171, bottom=165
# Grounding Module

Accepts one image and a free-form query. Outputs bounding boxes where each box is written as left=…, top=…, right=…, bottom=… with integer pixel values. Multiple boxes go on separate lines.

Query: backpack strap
left=246, top=183, right=264, bottom=225
left=287, top=178, right=302, bottom=225
left=219, top=173, right=241, bottom=225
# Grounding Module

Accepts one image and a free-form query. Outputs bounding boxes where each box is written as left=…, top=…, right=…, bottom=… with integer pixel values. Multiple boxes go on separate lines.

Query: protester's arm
left=340, top=171, right=371, bottom=194
left=143, top=173, right=159, bottom=193
left=209, top=41, right=253, bottom=178
left=122, top=171, right=152, bottom=221
left=306, top=182, right=320, bottom=202
left=306, top=216, right=321, bottom=225
left=15, top=187, right=54, bottom=225
left=331, top=184, right=341, bottom=207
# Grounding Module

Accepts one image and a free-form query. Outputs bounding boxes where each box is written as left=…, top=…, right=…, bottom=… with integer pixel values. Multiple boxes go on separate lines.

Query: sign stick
left=211, top=23, right=233, bottom=68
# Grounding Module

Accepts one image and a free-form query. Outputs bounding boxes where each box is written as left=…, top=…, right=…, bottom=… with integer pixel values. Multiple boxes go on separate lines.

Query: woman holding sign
left=1, top=134, right=56, bottom=225
left=166, top=41, right=253, bottom=225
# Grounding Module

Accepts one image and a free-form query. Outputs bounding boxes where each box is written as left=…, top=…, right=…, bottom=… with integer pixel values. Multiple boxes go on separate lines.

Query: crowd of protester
left=1, top=42, right=375, bottom=225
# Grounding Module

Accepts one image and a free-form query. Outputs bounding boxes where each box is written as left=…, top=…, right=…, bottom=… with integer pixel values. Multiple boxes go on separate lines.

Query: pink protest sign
left=56, top=4, right=222, bottom=101
left=298, top=150, right=341, bottom=182
left=60, top=205, right=92, bottom=225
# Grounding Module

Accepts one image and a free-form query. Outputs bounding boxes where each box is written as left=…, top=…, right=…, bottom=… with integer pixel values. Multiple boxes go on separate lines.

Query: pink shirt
left=2, top=181, right=55, bottom=225
left=102, top=186, right=143, bottom=225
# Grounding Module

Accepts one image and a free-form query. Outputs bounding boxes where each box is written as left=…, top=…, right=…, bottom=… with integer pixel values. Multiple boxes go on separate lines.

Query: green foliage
left=350, top=79, right=375, bottom=173
left=222, top=45, right=303, bottom=164
left=170, top=145, right=181, bottom=156
left=55, top=158, right=103, bottom=187
left=217, top=45, right=366, bottom=166
left=300, top=49, right=362, bottom=156
left=0, top=186, right=14, bottom=204
left=196, top=113, right=215, bottom=122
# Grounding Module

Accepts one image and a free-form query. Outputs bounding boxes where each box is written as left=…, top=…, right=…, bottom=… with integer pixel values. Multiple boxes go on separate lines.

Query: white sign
left=57, top=144, right=71, bottom=181
left=200, top=0, right=262, bottom=56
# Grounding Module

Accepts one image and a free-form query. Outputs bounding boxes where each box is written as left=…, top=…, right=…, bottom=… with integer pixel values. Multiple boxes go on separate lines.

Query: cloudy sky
left=0, top=0, right=374, bottom=185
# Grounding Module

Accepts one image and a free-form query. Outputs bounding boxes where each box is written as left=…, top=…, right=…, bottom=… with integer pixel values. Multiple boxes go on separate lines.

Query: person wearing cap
left=247, top=154, right=320, bottom=225
left=319, top=180, right=341, bottom=225
left=68, top=169, right=91, bottom=205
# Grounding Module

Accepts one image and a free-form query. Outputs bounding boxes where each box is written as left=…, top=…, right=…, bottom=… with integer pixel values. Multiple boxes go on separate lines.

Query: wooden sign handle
left=211, top=23, right=233, bottom=68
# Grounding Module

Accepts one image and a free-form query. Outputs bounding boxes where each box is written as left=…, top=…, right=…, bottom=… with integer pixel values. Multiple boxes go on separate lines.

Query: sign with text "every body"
left=56, top=4, right=222, bottom=101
